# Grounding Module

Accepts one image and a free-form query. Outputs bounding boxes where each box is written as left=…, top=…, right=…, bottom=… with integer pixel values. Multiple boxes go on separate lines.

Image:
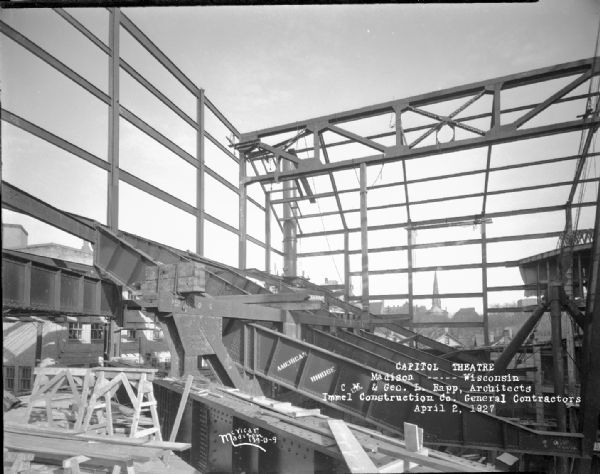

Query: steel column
left=407, top=228, right=414, bottom=321
left=196, top=88, right=205, bottom=255
left=360, top=163, right=369, bottom=316
left=344, top=231, right=351, bottom=304
left=239, top=151, right=247, bottom=270
left=549, top=284, right=568, bottom=474
left=107, top=8, right=120, bottom=231
left=34, top=322, right=43, bottom=367
left=265, top=192, right=271, bottom=272
left=578, top=163, right=600, bottom=473
left=481, top=221, right=490, bottom=345
left=282, top=157, right=297, bottom=277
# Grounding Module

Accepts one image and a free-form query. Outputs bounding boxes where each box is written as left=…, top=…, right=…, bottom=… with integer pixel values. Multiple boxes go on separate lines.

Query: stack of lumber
left=4, top=422, right=194, bottom=473
left=220, top=387, right=321, bottom=418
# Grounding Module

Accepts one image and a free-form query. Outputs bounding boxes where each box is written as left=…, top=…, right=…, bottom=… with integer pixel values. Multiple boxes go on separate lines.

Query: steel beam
left=211, top=292, right=310, bottom=304
left=2, top=251, right=118, bottom=317
left=244, top=118, right=600, bottom=184
left=2, top=182, right=96, bottom=242
left=241, top=58, right=596, bottom=140
left=493, top=302, right=548, bottom=373
left=337, top=329, right=455, bottom=374
left=270, top=151, right=598, bottom=207
left=357, top=328, right=483, bottom=365
left=297, top=202, right=595, bottom=238
left=240, top=57, right=600, bottom=184
left=119, top=12, right=198, bottom=95
left=287, top=176, right=599, bottom=223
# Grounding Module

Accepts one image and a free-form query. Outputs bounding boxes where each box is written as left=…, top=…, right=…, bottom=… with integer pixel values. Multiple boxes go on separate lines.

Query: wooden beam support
left=169, top=374, right=193, bottom=442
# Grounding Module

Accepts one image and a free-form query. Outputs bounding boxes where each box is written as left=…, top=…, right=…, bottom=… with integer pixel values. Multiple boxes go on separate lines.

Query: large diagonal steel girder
left=303, top=327, right=474, bottom=400
left=249, top=269, right=486, bottom=363
left=241, top=323, right=583, bottom=456
left=304, top=328, right=531, bottom=418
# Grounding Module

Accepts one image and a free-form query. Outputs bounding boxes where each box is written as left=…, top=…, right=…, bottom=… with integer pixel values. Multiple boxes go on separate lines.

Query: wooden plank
left=4, top=431, right=155, bottom=463
left=347, top=422, right=490, bottom=473
left=169, top=375, right=193, bottom=442
left=327, top=419, right=379, bottom=474
left=5, top=451, right=35, bottom=474
left=378, top=459, right=406, bottom=473
left=33, top=367, right=90, bottom=376
left=4, top=422, right=190, bottom=451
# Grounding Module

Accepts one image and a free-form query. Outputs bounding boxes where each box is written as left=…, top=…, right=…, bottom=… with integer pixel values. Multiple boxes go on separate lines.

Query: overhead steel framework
left=234, top=56, right=600, bottom=342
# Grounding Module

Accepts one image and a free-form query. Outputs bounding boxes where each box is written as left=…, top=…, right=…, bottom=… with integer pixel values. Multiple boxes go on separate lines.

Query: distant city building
left=14, top=242, right=93, bottom=265
left=2, top=223, right=93, bottom=265
left=434, top=330, right=463, bottom=348
left=492, top=328, right=514, bottom=346
left=427, top=271, right=448, bottom=318
left=2, top=224, right=28, bottom=249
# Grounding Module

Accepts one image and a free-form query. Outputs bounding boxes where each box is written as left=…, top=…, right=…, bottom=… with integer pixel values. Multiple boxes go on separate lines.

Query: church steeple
left=432, top=271, right=442, bottom=311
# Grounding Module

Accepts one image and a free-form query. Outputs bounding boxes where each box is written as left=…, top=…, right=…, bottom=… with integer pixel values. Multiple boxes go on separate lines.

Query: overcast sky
left=2, top=1, right=600, bottom=313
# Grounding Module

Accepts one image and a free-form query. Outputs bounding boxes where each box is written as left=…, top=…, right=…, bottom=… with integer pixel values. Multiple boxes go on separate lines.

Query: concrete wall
left=15, top=243, right=93, bottom=265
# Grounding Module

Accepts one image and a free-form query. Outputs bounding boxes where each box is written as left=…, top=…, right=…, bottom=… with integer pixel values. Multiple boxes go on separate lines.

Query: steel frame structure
left=3, top=7, right=600, bottom=472
left=0, top=8, right=279, bottom=270
left=234, top=56, right=600, bottom=346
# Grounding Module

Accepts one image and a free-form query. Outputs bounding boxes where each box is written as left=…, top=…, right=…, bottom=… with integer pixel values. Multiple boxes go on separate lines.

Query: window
left=91, top=323, right=104, bottom=342
left=121, top=329, right=137, bottom=342
left=153, top=326, right=163, bottom=341
left=68, top=322, right=83, bottom=342
left=19, top=366, right=32, bottom=392
left=4, top=366, right=15, bottom=391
